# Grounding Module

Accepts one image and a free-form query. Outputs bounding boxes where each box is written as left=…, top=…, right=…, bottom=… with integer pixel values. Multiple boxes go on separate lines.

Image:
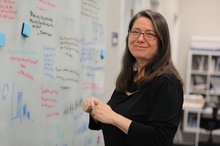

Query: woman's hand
left=91, top=99, right=116, bottom=124
left=82, top=97, right=132, bottom=134
left=82, top=97, right=97, bottom=114
left=82, top=97, right=116, bottom=124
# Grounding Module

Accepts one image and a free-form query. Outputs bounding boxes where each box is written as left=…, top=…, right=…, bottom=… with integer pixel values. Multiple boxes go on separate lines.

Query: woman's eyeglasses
left=129, top=29, right=157, bottom=41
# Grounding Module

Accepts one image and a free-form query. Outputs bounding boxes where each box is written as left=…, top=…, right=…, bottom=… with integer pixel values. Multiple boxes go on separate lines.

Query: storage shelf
left=184, top=49, right=220, bottom=134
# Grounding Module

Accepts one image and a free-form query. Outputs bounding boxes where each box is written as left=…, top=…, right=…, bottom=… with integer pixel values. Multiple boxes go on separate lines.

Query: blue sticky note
left=21, top=23, right=31, bottom=37
left=100, top=49, right=106, bottom=59
left=0, top=33, right=6, bottom=47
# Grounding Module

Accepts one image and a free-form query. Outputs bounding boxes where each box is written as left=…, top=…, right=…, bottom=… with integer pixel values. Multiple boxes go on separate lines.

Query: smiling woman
left=83, top=9, right=183, bottom=146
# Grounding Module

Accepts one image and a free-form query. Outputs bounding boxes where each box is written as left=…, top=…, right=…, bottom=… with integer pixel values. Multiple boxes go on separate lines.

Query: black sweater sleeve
left=126, top=75, right=183, bottom=146
left=88, top=115, right=102, bottom=130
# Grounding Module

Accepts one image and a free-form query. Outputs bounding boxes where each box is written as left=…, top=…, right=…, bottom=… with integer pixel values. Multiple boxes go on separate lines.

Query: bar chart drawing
left=11, top=91, right=33, bottom=122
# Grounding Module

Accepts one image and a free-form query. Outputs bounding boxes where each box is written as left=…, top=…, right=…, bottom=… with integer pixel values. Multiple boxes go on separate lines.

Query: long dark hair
left=116, top=9, right=183, bottom=92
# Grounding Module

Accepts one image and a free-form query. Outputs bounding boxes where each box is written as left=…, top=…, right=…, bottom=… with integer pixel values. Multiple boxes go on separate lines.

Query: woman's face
left=128, top=16, right=158, bottom=64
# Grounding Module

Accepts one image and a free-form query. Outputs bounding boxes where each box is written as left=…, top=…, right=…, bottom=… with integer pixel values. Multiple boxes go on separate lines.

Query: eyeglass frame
left=128, top=29, right=157, bottom=41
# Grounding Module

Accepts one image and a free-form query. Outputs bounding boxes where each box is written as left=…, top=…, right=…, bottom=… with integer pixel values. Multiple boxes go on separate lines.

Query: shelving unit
left=186, top=50, right=220, bottom=102
left=183, top=37, right=220, bottom=139
left=184, top=50, right=220, bottom=133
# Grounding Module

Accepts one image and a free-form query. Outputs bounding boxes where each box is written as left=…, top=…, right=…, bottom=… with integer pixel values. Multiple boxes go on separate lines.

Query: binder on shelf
left=192, top=55, right=208, bottom=71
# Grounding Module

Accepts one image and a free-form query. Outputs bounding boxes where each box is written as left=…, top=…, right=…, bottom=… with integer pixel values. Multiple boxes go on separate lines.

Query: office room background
left=1, top=0, right=220, bottom=146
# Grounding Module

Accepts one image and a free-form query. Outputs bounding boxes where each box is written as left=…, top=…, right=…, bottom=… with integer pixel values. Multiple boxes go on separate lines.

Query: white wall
left=161, top=0, right=180, bottom=68
left=103, top=0, right=123, bottom=101
left=178, top=0, right=220, bottom=91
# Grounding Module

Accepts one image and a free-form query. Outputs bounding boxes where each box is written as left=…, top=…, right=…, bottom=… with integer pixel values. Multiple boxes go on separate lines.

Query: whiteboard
left=0, top=0, right=107, bottom=146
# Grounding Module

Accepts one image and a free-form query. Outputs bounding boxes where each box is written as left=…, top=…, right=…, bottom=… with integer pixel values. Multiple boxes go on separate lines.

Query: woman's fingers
left=82, top=97, right=100, bottom=113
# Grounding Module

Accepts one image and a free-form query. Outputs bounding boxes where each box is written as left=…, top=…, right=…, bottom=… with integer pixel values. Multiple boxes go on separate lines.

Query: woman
left=82, top=9, right=183, bottom=146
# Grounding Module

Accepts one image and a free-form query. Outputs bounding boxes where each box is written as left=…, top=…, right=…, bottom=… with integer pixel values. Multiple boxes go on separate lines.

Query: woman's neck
left=134, top=68, right=144, bottom=81
left=135, top=61, right=146, bottom=81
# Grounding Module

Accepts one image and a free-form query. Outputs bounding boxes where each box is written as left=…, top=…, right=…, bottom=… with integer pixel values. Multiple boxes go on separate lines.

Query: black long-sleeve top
left=89, top=72, right=183, bottom=146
